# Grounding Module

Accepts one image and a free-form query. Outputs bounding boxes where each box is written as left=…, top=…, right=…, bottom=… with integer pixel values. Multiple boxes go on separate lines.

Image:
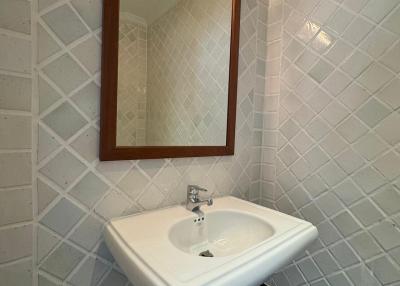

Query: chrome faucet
left=186, top=185, right=213, bottom=215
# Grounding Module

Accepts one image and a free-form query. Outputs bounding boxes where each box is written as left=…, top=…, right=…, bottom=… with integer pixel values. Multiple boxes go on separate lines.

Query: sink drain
left=199, top=250, right=214, bottom=257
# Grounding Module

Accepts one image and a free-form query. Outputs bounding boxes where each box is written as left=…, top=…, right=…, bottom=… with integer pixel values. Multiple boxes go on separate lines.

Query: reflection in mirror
left=116, top=0, right=233, bottom=147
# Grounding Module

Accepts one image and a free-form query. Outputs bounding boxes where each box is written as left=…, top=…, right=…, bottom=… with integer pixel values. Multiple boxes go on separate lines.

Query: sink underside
left=105, top=196, right=318, bottom=286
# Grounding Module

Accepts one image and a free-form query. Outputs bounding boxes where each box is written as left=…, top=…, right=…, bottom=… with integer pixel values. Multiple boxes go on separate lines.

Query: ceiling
left=120, top=0, right=177, bottom=24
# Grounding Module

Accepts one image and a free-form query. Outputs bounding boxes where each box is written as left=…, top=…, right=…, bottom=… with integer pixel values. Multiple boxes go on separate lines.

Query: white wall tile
left=0, top=34, right=31, bottom=74
left=0, top=0, right=31, bottom=34
left=0, top=188, right=32, bottom=226
left=0, top=152, right=31, bottom=188
left=0, top=225, right=32, bottom=263
left=0, top=114, right=31, bottom=149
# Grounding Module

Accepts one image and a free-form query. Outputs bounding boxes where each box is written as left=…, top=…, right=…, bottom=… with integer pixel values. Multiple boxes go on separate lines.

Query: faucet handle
left=187, top=185, right=207, bottom=196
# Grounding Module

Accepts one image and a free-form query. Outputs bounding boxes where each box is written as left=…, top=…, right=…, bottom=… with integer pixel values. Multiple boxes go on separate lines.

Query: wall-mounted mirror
left=100, top=0, right=241, bottom=160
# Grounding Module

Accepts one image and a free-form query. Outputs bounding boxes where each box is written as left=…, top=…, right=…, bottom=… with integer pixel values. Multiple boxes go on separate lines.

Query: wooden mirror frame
left=100, top=0, right=241, bottom=161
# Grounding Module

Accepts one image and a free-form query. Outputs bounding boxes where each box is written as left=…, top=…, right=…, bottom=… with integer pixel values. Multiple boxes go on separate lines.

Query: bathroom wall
left=0, top=0, right=33, bottom=284
left=146, top=0, right=232, bottom=146
left=116, top=16, right=148, bottom=146
left=266, top=0, right=400, bottom=285
left=0, top=0, right=267, bottom=285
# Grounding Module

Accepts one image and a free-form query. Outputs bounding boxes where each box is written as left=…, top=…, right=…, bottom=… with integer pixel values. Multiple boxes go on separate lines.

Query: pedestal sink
left=104, top=196, right=318, bottom=286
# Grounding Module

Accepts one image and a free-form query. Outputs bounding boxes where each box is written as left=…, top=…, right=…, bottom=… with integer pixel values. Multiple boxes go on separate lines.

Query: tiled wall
left=0, top=0, right=266, bottom=285
left=0, top=0, right=34, bottom=284
left=146, top=0, right=232, bottom=146
left=265, top=0, right=400, bottom=285
left=116, top=17, right=147, bottom=146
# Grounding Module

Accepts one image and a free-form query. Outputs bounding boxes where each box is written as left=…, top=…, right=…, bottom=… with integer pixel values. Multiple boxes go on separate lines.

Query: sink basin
left=104, top=196, right=318, bottom=286
left=169, top=210, right=275, bottom=257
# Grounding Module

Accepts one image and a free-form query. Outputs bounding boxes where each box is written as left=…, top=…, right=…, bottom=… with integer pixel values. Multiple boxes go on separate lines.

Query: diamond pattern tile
left=40, top=198, right=84, bottom=236
left=39, top=149, right=86, bottom=189
left=39, top=242, right=85, bottom=280
left=42, top=102, right=88, bottom=140
left=42, top=54, right=89, bottom=94
left=42, top=4, right=89, bottom=45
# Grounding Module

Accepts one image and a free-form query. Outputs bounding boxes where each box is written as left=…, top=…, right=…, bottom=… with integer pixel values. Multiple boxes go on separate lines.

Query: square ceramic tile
left=68, top=257, right=108, bottom=286
left=343, top=0, right=369, bottom=12
left=356, top=98, right=391, bottom=128
left=373, top=152, right=400, bottom=180
left=38, top=76, right=62, bottom=113
left=37, top=23, right=61, bottom=63
left=334, top=179, right=364, bottom=206
left=336, top=116, right=368, bottom=143
left=318, top=221, right=342, bottom=246
left=339, top=83, right=371, bottom=111
left=39, top=149, right=86, bottom=189
left=0, top=0, right=31, bottom=34
left=349, top=232, right=382, bottom=259
left=0, top=225, right=32, bottom=264
left=71, top=82, right=100, bottom=120
left=362, top=0, right=399, bottom=23
left=335, top=148, right=365, bottom=174
left=315, top=192, right=342, bottom=216
left=366, top=256, right=400, bottom=284
left=42, top=102, right=88, bottom=140
left=40, top=198, right=84, bottom=236
left=308, top=59, right=335, bottom=83
left=380, top=41, right=400, bottom=73
left=71, top=36, right=101, bottom=75
left=376, top=78, right=400, bottom=110
left=331, top=211, right=361, bottom=237
left=360, top=27, right=397, bottom=58
left=306, top=118, right=330, bottom=141
left=324, top=39, right=353, bottom=66
left=0, top=114, right=31, bottom=149
left=0, top=74, right=31, bottom=111
left=69, top=172, right=108, bottom=208
left=352, top=166, right=386, bottom=194
left=320, top=101, right=350, bottom=127
left=37, top=179, right=58, bottom=215
left=0, top=152, right=32, bottom=188
left=42, top=4, right=89, bottom=45
left=330, top=241, right=360, bottom=267
left=346, top=265, right=381, bottom=286
left=350, top=199, right=384, bottom=226
left=318, top=161, right=347, bottom=187
left=40, top=242, right=85, bottom=280
left=343, top=16, right=374, bottom=45
left=372, top=186, right=400, bottom=215
left=357, top=63, right=394, bottom=94
left=94, top=191, right=130, bottom=220
left=313, top=250, right=340, bottom=275
left=0, top=260, right=32, bottom=285
left=69, top=215, right=103, bottom=251
left=0, top=34, right=31, bottom=74
left=354, top=133, right=388, bottom=161
left=0, top=188, right=32, bottom=226
left=42, top=54, right=89, bottom=94
left=70, top=127, right=99, bottom=163
left=376, top=113, right=400, bottom=146
left=327, top=8, right=354, bottom=35
left=382, top=6, right=400, bottom=35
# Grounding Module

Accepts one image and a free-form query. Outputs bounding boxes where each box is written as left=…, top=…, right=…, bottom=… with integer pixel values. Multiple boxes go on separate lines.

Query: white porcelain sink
left=104, top=196, right=318, bottom=286
left=169, top=210, right=275, bottom=257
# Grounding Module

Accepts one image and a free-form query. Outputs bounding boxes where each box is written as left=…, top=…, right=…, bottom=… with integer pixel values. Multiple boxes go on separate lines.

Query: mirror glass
left=116, top=0, right=233, bottom=147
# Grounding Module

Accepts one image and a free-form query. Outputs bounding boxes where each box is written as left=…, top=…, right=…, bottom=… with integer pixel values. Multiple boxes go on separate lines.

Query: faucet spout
left=186, top=185, right=213, bottom=214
